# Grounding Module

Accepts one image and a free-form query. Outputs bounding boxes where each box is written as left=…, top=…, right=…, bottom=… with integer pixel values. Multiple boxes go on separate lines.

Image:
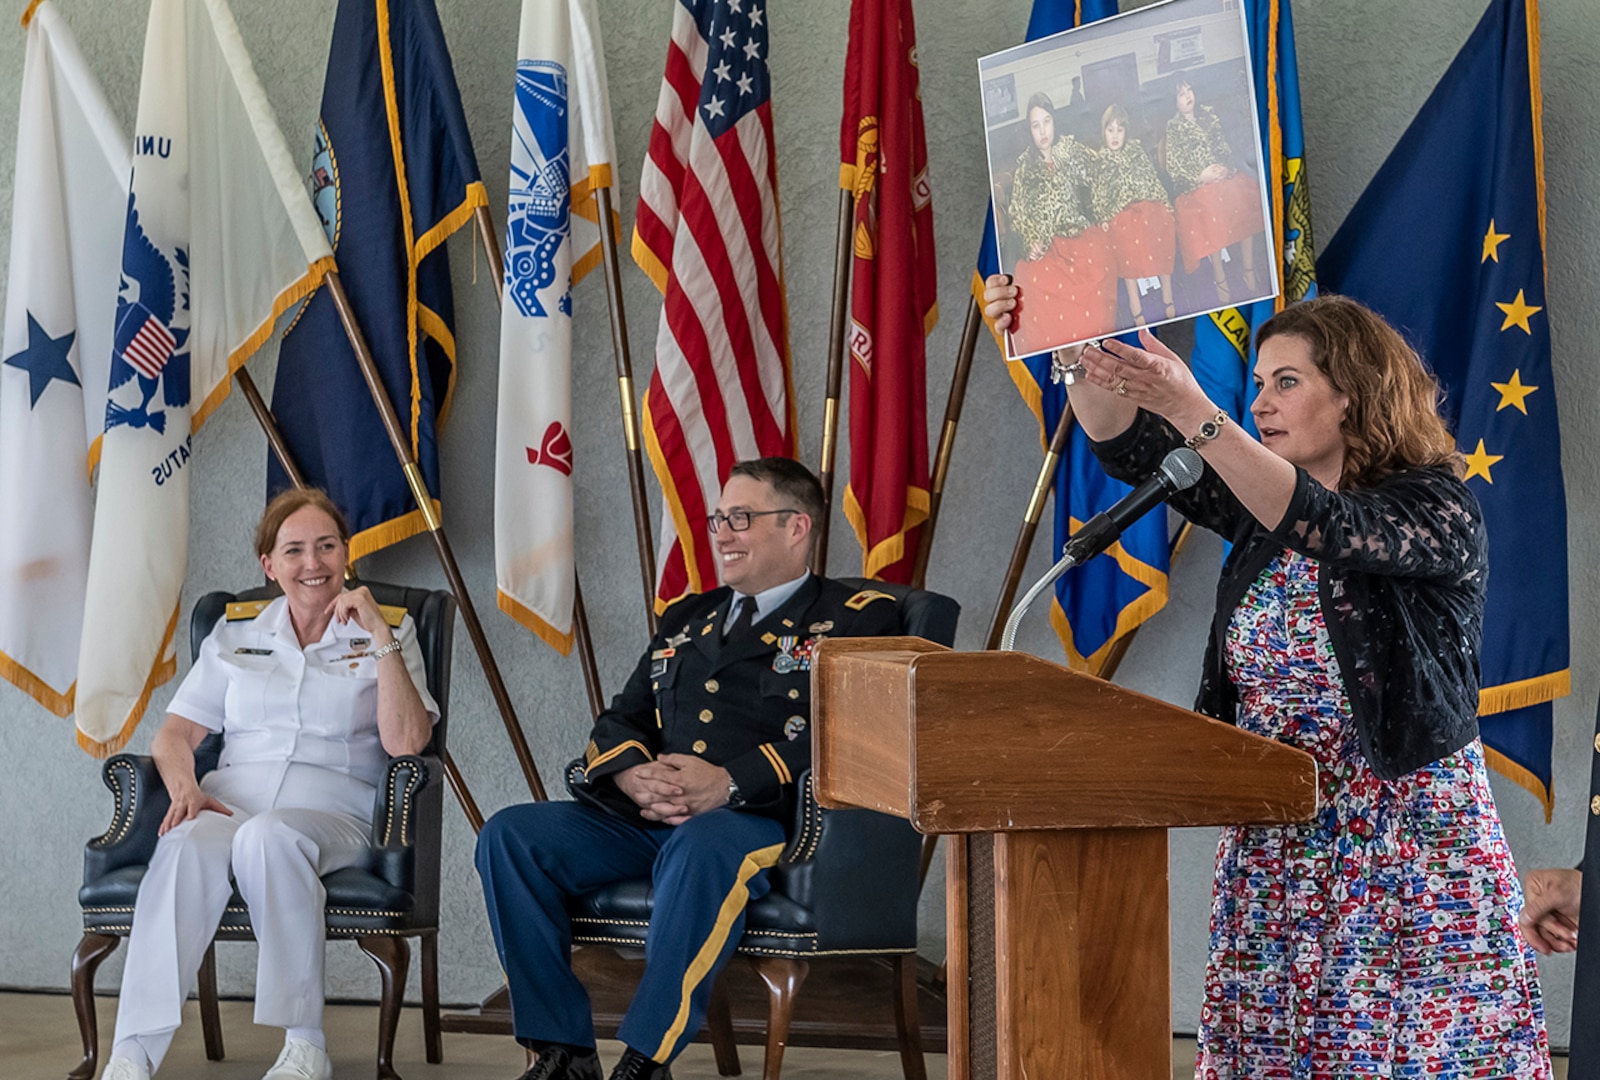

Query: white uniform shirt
left=169, top=597, right=439, bottom=820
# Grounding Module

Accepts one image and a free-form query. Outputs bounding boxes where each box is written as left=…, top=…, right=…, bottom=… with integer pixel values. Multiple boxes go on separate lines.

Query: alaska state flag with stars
left=1321, top=0, right=1566, bottom=815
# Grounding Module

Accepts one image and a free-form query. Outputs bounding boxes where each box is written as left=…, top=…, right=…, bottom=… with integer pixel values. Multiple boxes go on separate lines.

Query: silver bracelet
left=370, top=639, right=403, bottom=661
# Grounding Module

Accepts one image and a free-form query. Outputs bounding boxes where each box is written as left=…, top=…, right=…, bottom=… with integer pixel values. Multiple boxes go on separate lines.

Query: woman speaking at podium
left=980, top=285, right=1551, bottom=1078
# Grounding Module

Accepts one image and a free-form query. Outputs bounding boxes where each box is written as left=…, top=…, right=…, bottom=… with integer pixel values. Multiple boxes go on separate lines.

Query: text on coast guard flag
left=1190, top=0, right=1318, bottom=434
left=840, top=0, right=935, bottom=584
left=975, top=0, right=1171, bottom=671
left=76, top=0, right=335, bottom=755
left=495, top=0, right=618, bottom=655
left=635, top=0, right=796, bottom=611
left=270, top=0, right=486, bottom=560
left=1320, top=0, right=1565, bottom=816
left=0, top=2, right=128, bottom=716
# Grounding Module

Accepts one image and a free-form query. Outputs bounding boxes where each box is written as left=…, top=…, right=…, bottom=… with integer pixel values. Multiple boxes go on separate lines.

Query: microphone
left=1061, top=447, right=1205, bottom=564
left=1000, top=447, right=1205, bottom=652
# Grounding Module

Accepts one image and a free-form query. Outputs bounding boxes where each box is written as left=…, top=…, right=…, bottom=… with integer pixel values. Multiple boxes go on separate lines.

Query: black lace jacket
left=1091, top=409, right=1487, bottom=780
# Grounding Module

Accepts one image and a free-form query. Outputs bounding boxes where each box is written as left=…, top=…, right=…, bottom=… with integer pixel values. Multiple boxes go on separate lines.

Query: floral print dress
left=1197, top=549, right=1551, bottom=1079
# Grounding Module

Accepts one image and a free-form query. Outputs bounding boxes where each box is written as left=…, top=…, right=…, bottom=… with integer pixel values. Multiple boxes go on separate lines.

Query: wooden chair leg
left=68, top=933, right=121, bottom=1080
left=706, top=973, right=742, bottom=1076
left=749, top=956, right=809, bottom=1080
left=891, top=954, right=927, bottom=1080
left=421, top=932, right=443, bottom=1065
left=357, top=934, right=411, bottom=1080
left=197, top=942, right=225, bottom=1061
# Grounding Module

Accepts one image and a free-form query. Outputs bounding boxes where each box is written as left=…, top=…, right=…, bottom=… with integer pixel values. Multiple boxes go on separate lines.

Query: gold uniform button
left=693, top=739, right=708, bottom=754
left=699, top=709, right=714, bottom=723
left=787, top=688, right=800, bottom=700
left=1592, top=795, right=1600, bottom=816
left=705, top=679, right=720, bottom=693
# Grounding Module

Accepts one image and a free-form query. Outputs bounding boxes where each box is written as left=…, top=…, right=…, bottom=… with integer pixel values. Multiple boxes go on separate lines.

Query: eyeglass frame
left=706, top=508, right=802, bottom=535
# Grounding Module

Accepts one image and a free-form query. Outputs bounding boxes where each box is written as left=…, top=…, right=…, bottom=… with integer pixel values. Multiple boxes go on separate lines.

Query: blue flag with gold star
left=1321, top=0, right=1565, bottom=815
left=975, top=0, right=1169, bottom=671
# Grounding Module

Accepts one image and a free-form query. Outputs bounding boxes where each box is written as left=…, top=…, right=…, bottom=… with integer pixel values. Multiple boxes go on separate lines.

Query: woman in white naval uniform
left=101, top=489, right=437, bottom=1080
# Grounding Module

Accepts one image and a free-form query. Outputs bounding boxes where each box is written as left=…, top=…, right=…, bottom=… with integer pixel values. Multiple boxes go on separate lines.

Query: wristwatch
left=726, top=776, right=746, bottom=809
left=1184, top=409, right=1229, bottom=450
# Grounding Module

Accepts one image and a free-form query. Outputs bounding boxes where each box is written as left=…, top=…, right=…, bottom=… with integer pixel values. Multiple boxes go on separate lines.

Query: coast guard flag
left=1189, top=0, right=1318, bottom=433
left=76, top=0, right=335, bottom=755
left=635, top=0, right=796, bottom=611
left=271, top=0, right=487, bottom=560
left=977, top=0, right=1167, bottom=671
left=495, top=0, right=617, bottom=655
left=839, top=0, right=935, bottom=584
left=1321, top=0, right=1566, bottom=814
left=0, top=3, right=128, bottom=716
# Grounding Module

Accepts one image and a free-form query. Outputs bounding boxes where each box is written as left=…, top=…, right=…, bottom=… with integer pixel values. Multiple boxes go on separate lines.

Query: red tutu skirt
left=1174, top=171, right=1264, bottom=272
left=1106, top=200, right=1177, bottom=278
left=1007, top=229, right=1118, bottom=356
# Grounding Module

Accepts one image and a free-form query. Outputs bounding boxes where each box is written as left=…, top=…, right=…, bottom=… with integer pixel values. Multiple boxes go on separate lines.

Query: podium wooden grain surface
left=812, top=638, right=1317, bottom=1080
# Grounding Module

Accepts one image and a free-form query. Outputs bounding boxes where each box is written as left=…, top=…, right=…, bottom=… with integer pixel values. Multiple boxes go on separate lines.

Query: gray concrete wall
left=0, top=0, right=1596, bottom=1051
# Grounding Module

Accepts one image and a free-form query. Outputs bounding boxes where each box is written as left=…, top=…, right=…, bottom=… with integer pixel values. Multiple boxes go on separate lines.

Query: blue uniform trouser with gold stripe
left=476, top=801, right=786, bottom=1063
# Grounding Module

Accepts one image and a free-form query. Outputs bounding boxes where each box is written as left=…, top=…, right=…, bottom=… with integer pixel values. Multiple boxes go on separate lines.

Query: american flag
left=122, top=312, right=176, bottom=379
left=635, top=0, right=795, bottom=610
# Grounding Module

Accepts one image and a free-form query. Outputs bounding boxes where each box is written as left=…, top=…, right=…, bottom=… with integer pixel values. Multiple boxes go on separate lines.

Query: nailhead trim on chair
left=89, top=759, right=138, bottom=848
left=779, top=775, right=822, bottom=864
left=382, top=760, right=423, bottom=847
left=572, top=916, right=650, bottom=928
left=736, top=944, right=918, bottom=959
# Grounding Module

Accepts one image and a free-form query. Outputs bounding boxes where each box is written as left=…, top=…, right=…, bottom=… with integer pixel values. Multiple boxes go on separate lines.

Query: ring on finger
left=1114, top=378, right=1129, bottom=396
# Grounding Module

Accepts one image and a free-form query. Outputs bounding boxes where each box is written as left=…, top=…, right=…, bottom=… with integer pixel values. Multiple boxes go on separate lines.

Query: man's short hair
left=728, top=457, right=825, bottom=525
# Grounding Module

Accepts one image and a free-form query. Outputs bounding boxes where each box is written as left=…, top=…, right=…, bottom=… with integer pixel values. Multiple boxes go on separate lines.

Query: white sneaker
left=261, top=1038, right=333, bottom=1080
left=100, top=1056, right=151, bottom=1080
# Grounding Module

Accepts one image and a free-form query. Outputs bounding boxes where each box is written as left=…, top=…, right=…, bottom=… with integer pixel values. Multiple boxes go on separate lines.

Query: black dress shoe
left=608, top=1047, right=673, bottom=1080
left=519, top=1045, right=603, bottom=1080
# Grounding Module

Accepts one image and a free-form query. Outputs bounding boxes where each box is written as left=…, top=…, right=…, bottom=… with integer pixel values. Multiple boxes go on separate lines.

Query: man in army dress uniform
left=1520, top=697, right=1600, bottom=1074
left=475, top=458, right=900, bottom=1080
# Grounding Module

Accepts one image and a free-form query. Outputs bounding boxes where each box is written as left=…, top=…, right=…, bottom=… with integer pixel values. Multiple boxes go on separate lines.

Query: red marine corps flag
left=839, top=0, right=935, bottom=583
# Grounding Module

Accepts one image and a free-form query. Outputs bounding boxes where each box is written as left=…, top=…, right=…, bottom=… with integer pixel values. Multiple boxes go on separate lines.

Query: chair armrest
left=779, top=771, right=825, bottom=865
left=770, top=770, right=921, bottom=951
left=83, top=755, right=169, bottom=884
left=366, top=754, right=442, bottom=891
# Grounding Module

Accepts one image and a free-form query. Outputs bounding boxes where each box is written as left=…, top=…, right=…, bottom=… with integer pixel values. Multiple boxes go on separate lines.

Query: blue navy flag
left=1321, top=0, right=1565, bottom=815
left=1189, top=0, right=1318, bottom=434
left=271, top=0, right=486, bottom=559
left=975, top=0, right=1170, bottom=671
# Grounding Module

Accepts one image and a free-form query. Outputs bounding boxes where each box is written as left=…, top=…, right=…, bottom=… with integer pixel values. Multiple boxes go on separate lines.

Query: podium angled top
left=812, top=637, right=1317, bottom=834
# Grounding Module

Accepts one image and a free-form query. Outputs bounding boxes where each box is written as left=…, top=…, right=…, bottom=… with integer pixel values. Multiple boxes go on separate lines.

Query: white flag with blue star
left=494, top=0, right=617, bottom=654
left=0, top=2, right=128, bottom=716
left=75, top=0, right=335, bottom=754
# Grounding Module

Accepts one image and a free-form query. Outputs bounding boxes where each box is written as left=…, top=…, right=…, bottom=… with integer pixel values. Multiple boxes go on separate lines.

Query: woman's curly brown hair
left=1256, top=294, right=1464, bottom=489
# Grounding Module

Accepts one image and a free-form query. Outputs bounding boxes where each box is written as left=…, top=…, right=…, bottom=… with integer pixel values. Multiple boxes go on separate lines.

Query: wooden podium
left=811, top=637, right=1318, bottom=1080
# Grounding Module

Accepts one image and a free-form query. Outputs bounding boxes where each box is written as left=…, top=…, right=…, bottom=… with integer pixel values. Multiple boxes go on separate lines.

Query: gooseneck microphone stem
left=1000, top=547, right=1082, bottom=652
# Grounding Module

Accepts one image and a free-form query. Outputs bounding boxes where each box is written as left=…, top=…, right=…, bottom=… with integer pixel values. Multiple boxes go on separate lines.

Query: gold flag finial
left=21, top=0, right=45, bottom=29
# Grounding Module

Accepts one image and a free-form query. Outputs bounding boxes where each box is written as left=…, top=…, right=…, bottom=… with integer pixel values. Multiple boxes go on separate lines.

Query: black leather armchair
left=70, top=582, right=455, bottom=1080
left=566, top=579, right=958, bottom=1080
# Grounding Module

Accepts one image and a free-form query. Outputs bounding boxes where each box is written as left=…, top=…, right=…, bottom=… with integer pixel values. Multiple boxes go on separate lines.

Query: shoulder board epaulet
left=226, top=600, right=271, bottom=621
left=845, top=589, right=896, bottom=610
left=379, top=604, right=407, bottom=628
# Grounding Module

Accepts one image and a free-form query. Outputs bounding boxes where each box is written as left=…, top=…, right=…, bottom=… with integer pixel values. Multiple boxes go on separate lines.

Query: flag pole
left=471, top=203, right=606, bottom=719
left=322, top=270, right=551, bottom=802
left=910, top=295, right=982, bottom=588
left=593, top=185, right=659, bottom=633
left=812, top=187, right=854, bottom=575
left=1092, top=521, right=1194, bottom=682
left=983, top=402, right=1073, bottom=650
left=231, top=365, right=488, bottom=831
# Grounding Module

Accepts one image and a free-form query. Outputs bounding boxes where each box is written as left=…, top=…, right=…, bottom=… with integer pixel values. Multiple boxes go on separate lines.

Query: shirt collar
left=733, top=570, right=811, bottom=624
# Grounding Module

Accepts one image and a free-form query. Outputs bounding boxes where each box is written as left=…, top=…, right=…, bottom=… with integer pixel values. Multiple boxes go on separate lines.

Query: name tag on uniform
left=333, top=651, right=371, bottom=662
left=651, top=647, right=675, bottom=677
left=233, top=647, right=273, bottom=656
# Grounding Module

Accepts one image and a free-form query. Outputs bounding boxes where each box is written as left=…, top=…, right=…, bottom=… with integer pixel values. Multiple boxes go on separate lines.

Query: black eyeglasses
left=707, top=509, right=799, bottom=535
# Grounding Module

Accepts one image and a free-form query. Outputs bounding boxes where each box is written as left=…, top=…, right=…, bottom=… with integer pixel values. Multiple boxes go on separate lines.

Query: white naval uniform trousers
left=112, top=598, right=438, bottom=1070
